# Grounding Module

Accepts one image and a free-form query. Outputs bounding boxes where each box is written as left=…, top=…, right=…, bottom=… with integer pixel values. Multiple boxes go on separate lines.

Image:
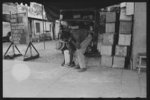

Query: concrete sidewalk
left=3, top=60, right=146, bottom=98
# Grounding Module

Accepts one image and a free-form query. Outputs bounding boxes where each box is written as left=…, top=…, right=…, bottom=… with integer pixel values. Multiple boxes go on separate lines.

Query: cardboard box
left=103, top=33, right=114, bottom=45
left=115, top=45, right=127, bottom=57
left=120, top=8, right=132, bottom=21
left=112, top=56, right=125, bottom=68
left=101, top=56, right=113, bottom=67
left=106, top=12, right=116, bottom=22
left=105, top=23, right=115, bottom=33
left=100, top=44, right=112, bottom=56
left=118, top=34, right=131, bottom=46
left=119, top=21, right=132, bottom=33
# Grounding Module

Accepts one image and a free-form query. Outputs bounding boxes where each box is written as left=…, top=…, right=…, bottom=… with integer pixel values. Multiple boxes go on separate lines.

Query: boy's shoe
left=70, top=63, right=75, bottom=67
left=74, top=65, right=80, bottom=69
left=61, top=62, right=65, bottom=66
left=78, top=68, right=87, bottom=72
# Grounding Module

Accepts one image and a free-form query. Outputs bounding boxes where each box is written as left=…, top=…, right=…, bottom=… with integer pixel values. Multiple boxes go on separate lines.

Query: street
left=2, top=40, right=146, bottom=97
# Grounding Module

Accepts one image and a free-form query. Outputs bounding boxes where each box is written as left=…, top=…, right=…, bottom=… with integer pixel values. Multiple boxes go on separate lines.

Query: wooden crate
left=112, top=56, right=125, bottom=68
left=105, top=23, right=115, bottom=33
left=118, top=34, right=131, bottom=46
left=102, top=33, right=114, bottom=45
left=100, top=44, right=112, bottom=56
left=120, top=8, right=132, bottom=21
left=106, top=12, right=116, bottom=22
left=101, top=56, right=113, bottom=67
left=115, top=45, right=127, bottom=57
left=119, top=21, right=132, bottom=34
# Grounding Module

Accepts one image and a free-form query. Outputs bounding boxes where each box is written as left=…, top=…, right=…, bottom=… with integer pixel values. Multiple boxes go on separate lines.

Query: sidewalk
left=3, top=60, right=146, bottom=98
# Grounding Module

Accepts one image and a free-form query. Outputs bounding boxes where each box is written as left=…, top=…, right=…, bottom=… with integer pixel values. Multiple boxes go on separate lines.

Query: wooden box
left=102, top=33, right=114, bottom=45
left=105, top=23, right=115, bottom=33
left=118, top=34, right=131, bottom=46
left=119, top=21, right=132, bottom=33
left=101, top=56, right=113, bottom=67
left=112, top=56, right=125, bottom=68
left=100, top=44, right=112, bottom=56
left=115, top=45, right=127, bottom=57
left=106, top=12, right=116, bottom=22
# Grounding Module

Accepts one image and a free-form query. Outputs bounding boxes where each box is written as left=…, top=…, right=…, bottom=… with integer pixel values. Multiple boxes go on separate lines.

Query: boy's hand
left=75, top=42, right=80, bottom=49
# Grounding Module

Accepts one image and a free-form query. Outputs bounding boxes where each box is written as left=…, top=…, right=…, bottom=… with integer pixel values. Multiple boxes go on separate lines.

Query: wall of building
left=54, top=20, right=60, bottom=39
left=132, top=2, right=146, bottom=69
left=33, top=20, right=53, bottom=38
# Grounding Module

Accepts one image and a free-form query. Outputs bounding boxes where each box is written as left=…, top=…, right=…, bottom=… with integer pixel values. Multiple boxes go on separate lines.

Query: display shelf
left=60, top=9, right=99, bottom=55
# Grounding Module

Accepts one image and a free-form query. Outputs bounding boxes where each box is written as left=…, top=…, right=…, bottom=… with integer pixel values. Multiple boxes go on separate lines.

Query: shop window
left=36, top=22, right=40, bottom=33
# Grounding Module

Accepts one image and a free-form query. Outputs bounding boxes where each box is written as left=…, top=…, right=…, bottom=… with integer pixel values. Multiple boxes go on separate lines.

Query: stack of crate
left=97, top=12, right=106, bottom=53
left=112, top=7, right=132, bottom=68
left=100, top=12, right=116, bottom=67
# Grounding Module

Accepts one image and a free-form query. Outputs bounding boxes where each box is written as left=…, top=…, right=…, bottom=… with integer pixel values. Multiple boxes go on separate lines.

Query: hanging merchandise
left=73, top=14, right=81, bottom=19
left=99, top=12, right=106, bottom=24
left=70, top=26, right=79, bottom=29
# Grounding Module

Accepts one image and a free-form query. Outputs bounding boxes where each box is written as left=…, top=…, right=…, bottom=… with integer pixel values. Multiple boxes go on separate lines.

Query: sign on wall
left=28, top=2, right=46, bottom=19
left=10, top=13, right=28, bottom=44
left=3, top=3, right=17, bottom=14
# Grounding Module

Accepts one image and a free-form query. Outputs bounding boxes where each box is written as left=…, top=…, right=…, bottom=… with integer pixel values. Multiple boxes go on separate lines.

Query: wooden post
left=42, top=4, right=45, bottom=49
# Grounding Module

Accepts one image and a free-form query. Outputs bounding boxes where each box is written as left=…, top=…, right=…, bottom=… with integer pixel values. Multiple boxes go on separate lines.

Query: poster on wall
left=10, top=13, right=28, bottom=44
left=3, top=3, right=17, bottom=14
left=28, top=2, right=46, bottom=19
